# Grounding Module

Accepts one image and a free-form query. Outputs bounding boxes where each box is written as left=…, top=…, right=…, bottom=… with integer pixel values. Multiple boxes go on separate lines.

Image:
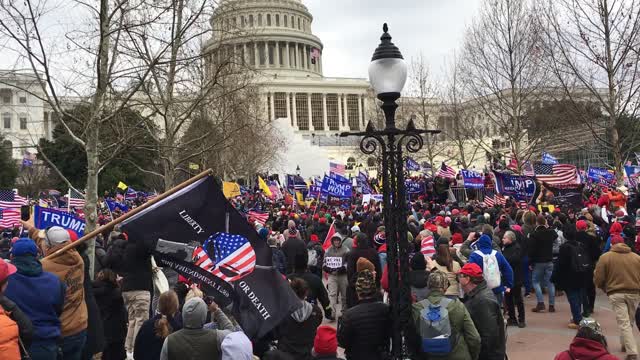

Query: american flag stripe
left=533, top=164, right=578, bottom=185
left=421, top=236, right=435, bottom=257
left=0, top=189, right=27, bottom=208
left=248, top=211, right=269, bottom=226
left=0, top=209, right=21, bottom=228
left=329, top=162, right=346, bottom=176
left=484, top=195, right=495, bottom=207
left=436, top=163, right=456, bottom=179
left=211, top=243, right=256, bottom=281
left=68, top=188, right=86, bottom=208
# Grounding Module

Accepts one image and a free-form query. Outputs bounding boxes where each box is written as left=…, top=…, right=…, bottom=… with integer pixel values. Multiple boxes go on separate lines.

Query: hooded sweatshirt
left=275, top=300, right=323, bottom=360
left=554, top=337, right=618, bottom=360
left=594, top=243, right=640, bottom=295
left=160, top=298, right=234, bottom=360
left=221, top=332, right=253, bottom=360
left=468, top=235, right=514, bottom=294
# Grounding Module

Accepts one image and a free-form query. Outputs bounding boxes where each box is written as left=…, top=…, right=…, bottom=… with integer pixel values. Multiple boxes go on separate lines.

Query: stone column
left=307, top=93, right=314, bottom=131
left=253, top=42, right=259, bottom=66
left=362, top=96, right=368, bottom=126
left=322, top=93, right=328, bottom=131
left=275, top=41, right=280, bottom=67
left=294, top=43, right=298, bottom=68
left=285, top=92, right=291, bottom=125
left=357, top=94, right=363, bottom=130
left=264, top=42, right=269, bottom=67
left=302, top=44, right=307, bottom=69
left=285, top=42, right=290, bottom=68
left=319, top=52, right=323, bottom=74
left=343, top=94, right=350, bottom=129
left=292, top=93, right=298, bottom=129
left=243, top=43, right=248, bottom=65
left=269, top=92, right=275, bottom=121
left=337, top=94, right=343, bottom=130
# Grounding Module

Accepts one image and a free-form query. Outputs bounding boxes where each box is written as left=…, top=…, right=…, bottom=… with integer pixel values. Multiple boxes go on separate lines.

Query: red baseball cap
left=576, top=220, right=588, bottom=231
left=0, top=258, right=17, bottom=283
left=458, top=263, right=483, bottom=278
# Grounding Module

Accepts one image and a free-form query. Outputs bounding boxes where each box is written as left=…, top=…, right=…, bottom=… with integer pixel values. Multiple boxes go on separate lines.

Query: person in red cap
left=594, top=233, right=640, bottom=360
left=312, top=325, right=343, bottom=360
left=458, top=263, right=506, bottom=360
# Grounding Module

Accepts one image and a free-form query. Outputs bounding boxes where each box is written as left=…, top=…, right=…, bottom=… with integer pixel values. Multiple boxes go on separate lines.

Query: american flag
left=125, top=187, right=138, bottom=201
left=206, top=232, right=256, bottom=282
left=484, top=194, right=496, bottom=207
left=329, top=162, right=346, bottom=176
left=0, top=209, right=20, bottom=228
left=0, top=189, right=28, bottom=208
left=484, top=190, right=505, bottom=207
left=533, top=164, right=578, bottom=185
left=420, top=235, right=436, bottom=257
left=436, top=162, right=456, bottom=179
left=248, top=210, right=269, bottom=226
left=145, top=192, right=159, bottom=202
left=68, top=188, right=86, bottom=209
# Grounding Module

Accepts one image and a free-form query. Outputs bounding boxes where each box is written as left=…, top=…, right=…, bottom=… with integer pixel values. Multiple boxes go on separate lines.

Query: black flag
left=120, top=176, right=300, bottom=338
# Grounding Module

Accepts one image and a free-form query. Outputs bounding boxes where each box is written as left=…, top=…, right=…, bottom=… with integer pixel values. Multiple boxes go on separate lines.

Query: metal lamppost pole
left=340, top=23, right=440, bottom=359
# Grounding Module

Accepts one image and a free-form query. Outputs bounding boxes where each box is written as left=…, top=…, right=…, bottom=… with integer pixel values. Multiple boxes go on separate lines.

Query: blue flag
left=461, top=169, right=484, bottom=189
left=405, top=180, right=424, bottom=194
left=492, top=171, right=537, bottom=201
left=587, top=167, right=615, bottom=184
left=406, top=157, right=421, bottom=171
left=34, top=206, right=85, bottom=236
left=105, top=199, right=129, bottom=213
left=542, top=152, right=558, bottom=165
left=321, top=175, right=352, bottom=198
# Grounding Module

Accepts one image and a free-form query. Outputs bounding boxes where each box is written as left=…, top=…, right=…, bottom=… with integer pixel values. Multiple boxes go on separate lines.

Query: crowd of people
left=0, top=179, right=639, bottom=360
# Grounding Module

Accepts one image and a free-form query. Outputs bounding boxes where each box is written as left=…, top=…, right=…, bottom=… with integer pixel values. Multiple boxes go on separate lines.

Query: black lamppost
left=296, top=165, right=301, bottom=176
left=341, top=23, right=440, bottom=359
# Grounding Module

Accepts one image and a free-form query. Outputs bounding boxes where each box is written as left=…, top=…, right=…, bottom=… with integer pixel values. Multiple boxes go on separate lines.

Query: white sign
left=325, top=256, right=343, bottom=269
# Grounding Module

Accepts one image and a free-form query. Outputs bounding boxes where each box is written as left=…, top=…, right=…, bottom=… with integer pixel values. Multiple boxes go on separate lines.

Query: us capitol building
left=204, top=0, right=378, bottom=173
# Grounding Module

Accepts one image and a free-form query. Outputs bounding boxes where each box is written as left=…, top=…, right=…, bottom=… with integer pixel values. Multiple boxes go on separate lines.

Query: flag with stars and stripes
left=0, top=209, right=21, bottom=228
left=0, top=189, right=28, bottom=208
left=533, top=163, right=578, bottom=186
left=119, top=175, right=300, bottom=339
left=329, top=162, right=346, bottom=176
left=68, top=188, right=86, bottom=209
left=436, top=162, right=456, bottom=179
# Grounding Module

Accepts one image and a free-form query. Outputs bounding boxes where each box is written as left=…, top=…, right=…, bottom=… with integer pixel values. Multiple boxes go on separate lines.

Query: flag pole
left=43, top=169, right=214, bottom=260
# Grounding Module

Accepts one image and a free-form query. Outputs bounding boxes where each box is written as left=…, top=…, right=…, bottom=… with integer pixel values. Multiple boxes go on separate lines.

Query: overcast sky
left=305, top=0, right=481, bottom=80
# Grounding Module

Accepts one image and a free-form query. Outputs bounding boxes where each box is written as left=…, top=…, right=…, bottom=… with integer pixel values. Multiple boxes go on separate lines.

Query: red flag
left=322, top=221, right=336, bottom=251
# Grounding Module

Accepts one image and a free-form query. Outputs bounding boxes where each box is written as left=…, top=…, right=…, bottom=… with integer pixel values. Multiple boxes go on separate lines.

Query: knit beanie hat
left=427, top=270, right=449, bottom=290
left=451, top=233, right=463, bottom=245
left=610, top=234, right=625, bottom=245
left=410, top=254, right=426, bottom=271
left=11, top=238, right=38, bottom=257
left=356, top=257, right=375, bottom=273
left=313, top=325, right=338, bottom=355
left=355, top=269, right=376, bottom=298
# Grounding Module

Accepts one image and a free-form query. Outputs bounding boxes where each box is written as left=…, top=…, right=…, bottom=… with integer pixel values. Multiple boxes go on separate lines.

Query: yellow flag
left=296, top=191, right=304, bottom=203
left=258, top=176, right=272, bottom=197
left=222, top=182, right=241, bottom=199
left=189, top=163, right=200, bottom=170
left=117, top=181, right=128, bottom=190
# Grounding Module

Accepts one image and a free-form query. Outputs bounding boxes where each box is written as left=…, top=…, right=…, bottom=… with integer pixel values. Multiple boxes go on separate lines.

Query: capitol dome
left=205, top=0, right=324, bottom=78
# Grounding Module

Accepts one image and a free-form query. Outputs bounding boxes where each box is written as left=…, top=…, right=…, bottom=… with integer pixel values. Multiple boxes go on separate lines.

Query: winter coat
left=270, top=246, right=287, bottom=275
left=287, top=271, right=330, bottom=310
left=431, top=261, right=461, bottom=298
left=501, top=241, right=523, bottom=286
left=346, top=246, right=381, bottom=284
left=41, top=244, right=88, bottom=337
left=92, top=279, right=127, bottom=344
left=408, top=269, right=430, bottom=303
left=552, top=240, right=589, bottom=291
left=594, top=243, right=640, bottom=295
left=528, top=225, right=558, bottom=264
left=104, top=238, right=153, bottom=292
left=134, top=313, right=183, bottom=360
left=4, top=255, right=64, bottom=343
left=306, top=241, right=324, bottom=275
left=463, top=281, right=506, bottom=360
left=553, top=337, right=619, bottom=360
left=0, top=295, right=33, bottom=349
left=576, top=231, right=601, bottom=265
left=274, top=301, right=323, bottom=360
left=337, top=298, right=391, bottom=360
left=81, top=251, right=105, bottom=358
left=408, top=290, right=481, bottom=360
left=282, top=237, right=307, bottom=274
left=467, top=235, right=514, bottom=294
left=323, top=245, right=349, bottom=275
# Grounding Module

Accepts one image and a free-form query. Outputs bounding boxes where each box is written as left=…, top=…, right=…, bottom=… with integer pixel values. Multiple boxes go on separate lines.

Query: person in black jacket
left=553, top=225, right=589, bottom=329
left=459, top=263, right=506, bottom=360
left=282, top=232, right=308, bottom=275
left=273, top=278, right=323, bottom=360
left=76, top=241, right=106, bottom=360
left=575, top=220, right=601, bottom=317
left=528, top=215, right=558, bottom=313
left=502, top=231, right=525, bottom=328
left=288, top=254, right=333, bottom=321
left=104, top=232, right=153, bottom=355
left=337, top=269, right=391, bottom=360
left=93, top=269, right=127, bottom=360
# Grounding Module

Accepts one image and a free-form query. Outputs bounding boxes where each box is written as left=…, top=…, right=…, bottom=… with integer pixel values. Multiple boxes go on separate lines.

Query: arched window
left=298, top=17, right=301, bottom=29
left=241, top=15, right=245, bottom=28
left=347, top=157, right=356, bottom=170
left=275, top=14, right=279, bottom=26
left=291, top=15, right=294, bottom=28
left=267, top=14, right=271, bottom=26
left=284, top=14, right=288, bottom=27
left=2, top=112, right=11, bottom=129
left=258, top=14, right=262, bottom=26
left=249, top=14, right=254, bottom=27
left=367, top=157, right=376, bottom=167
left=2, top=140, right=12, bottom=151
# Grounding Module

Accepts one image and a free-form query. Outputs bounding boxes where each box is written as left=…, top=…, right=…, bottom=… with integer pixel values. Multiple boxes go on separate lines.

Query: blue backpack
left=417, top=297, right=453, bottom=354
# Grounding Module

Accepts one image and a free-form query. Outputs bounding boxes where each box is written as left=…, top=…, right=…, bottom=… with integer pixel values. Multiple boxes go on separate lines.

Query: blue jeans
left=566, top=288, right=585, bottom=324
left=61, top=330, right=87, bottom=360
left=532, top=262, right=555, bottom=305
left=522, top=256, right=532, bottom=293
left=29, top=341, right=59, bottom=360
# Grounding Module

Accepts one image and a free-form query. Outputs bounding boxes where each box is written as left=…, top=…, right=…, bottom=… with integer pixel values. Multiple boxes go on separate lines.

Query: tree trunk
left=84, top=127, right=99, bottom=278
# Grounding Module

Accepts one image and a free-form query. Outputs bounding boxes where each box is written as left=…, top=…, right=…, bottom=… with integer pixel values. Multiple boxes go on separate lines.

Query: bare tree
left=542, top=0, right=640, bottom=183
left=459, top=0, right=548, bottom=173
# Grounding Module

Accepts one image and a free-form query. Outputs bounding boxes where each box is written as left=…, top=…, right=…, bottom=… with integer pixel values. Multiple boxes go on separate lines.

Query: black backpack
left=569, top=242, right=592, bottom=273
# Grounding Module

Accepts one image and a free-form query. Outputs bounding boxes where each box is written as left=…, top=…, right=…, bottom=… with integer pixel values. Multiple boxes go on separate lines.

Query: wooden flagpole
left=43, top=169, right=213, bottom=260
